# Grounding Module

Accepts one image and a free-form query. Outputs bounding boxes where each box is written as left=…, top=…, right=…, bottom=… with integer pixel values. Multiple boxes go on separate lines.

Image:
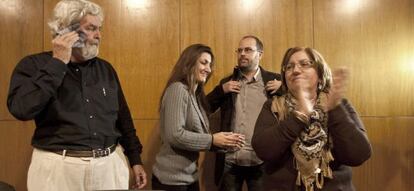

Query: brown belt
left=52, top=144, right=117, bottom=158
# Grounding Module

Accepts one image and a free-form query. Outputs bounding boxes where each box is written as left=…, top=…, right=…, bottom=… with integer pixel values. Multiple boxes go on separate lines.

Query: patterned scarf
left=285, top=93, right=334, bottom=191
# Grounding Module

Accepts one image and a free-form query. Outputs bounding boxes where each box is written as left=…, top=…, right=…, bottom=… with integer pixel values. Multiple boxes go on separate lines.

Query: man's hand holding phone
left=52, top=31, right=79, bottom=64
left=52, top=23, right=86, bottom=64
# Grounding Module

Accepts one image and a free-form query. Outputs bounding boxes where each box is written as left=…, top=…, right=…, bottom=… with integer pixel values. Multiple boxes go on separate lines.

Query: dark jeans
left=152, top=175, right=199, bottom=191
left=219, top=162, right=264, bottom=191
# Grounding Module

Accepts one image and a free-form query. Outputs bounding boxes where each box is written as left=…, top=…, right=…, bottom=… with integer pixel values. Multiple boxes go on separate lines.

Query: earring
left=318, top=82, right=323, bottom=91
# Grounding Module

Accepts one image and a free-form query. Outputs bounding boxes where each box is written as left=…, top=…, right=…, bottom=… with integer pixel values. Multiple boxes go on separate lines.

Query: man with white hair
left=7, top=0, right=147, bottom=190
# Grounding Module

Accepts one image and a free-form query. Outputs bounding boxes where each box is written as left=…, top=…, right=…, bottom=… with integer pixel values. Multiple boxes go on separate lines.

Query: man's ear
left=258, top=51, right=263, bottom=58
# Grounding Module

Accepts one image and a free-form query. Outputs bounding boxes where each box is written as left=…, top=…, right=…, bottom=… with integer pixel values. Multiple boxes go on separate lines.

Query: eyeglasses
left=283, top=60, right=314, bottom=72
left=235, top=47, right=260, bottom=54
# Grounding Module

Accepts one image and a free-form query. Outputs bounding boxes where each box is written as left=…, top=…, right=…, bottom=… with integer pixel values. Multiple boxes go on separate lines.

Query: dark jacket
left=206, top=66, right=282, bottom=184
left=252, top=99, right=372, bottom=191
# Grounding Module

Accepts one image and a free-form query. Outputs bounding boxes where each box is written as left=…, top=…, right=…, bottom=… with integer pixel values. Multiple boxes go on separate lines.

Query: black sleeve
left=207, top=76, right=234, bottom=114
left=252, top=99, right=307, bottom=162
left=112, top=67, right=143, bottom=166
left=273, top=73, right=284, bottom=96
left=7, top=55, right=68, bottom=120
left=262, top=70, right=283, bottom=97
left=206, top=82, right=226, bottom=113
left=328, top=99, right=372, bottom=166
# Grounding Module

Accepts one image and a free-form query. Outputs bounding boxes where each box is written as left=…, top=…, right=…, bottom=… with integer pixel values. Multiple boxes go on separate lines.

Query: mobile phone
left=56, top=23, right=86, bottom=48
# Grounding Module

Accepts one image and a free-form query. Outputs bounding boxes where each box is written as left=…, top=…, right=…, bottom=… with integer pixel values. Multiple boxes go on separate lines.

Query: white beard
left=73, top=41, right=99, bottom=61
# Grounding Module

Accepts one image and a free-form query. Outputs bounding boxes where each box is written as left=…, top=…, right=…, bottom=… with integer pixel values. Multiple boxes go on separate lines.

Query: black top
left=7, top=52, right=143, bottom=166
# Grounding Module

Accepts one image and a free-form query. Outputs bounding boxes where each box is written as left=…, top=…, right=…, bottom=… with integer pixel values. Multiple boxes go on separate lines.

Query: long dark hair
left=159, top=44, right=215, bottom=112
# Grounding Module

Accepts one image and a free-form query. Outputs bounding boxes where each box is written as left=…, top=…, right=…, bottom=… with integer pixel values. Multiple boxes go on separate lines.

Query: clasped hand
left=213, top=132, right=245, bottom=151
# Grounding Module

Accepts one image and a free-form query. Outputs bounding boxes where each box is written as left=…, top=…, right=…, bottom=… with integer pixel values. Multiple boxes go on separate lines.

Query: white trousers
left=27, top=145, right=130, bottom=191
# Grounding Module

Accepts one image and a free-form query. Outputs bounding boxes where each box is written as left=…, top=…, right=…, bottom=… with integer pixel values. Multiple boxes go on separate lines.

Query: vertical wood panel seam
left=311, top=0, right=315, bottom=48
left=179, top=0, right=182, bottom=54
left=132, top=118, right=159, bottom=120
left=42, top=0, right=45, bottom=52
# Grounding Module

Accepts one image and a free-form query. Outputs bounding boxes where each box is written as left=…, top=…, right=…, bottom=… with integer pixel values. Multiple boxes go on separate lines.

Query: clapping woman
left=252, top=47, right=372, bottom=191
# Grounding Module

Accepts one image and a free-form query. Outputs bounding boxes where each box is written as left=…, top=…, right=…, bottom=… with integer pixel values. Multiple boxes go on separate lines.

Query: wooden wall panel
left=133, top=119, right=160, bottom=190
left=0, top=0, right=43, bottom=120
left=0, top=0, right=413, bottom=191
left=0, top=1, right=42, bottom=190
left=0, top=121, right=35, bottom=191
left=353, top=117, right=414, bottom=191
left=43, top=0, right=57, bottom=51
left=92, top=0, right=122, bottom=68
left=117, top=0, right=180, bottom=120
left=313, top=0, right=414, bottom=116
left=181, top=0, right=314, bottom=92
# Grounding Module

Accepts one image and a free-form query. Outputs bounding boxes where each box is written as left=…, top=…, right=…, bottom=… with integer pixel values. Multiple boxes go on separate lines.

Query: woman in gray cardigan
left=152, top=44, right=245, bottom=191
left=252, top=47, right=372, bottom=191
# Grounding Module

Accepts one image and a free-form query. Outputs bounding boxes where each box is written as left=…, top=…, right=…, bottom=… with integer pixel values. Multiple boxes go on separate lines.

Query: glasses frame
left=283, top=60, right=315, bottom=72
left=235, top=47, right=261, bottom=54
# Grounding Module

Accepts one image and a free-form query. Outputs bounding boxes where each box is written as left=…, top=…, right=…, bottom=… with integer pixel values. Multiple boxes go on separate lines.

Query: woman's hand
left=290, top=79, right=315, bottom=115
left=213, top=132, right=245, bottom=151
left=327, top=68, right=349, bottom=110
left=295, top=86, right=314, bottom=115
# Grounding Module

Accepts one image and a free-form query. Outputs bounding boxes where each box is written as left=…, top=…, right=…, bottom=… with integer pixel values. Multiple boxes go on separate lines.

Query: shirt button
left=89, top=115, right=94, bottom=119
left=75, top=68, right=79, bottom=72
left=85, top=98, right=89, bottom=103
left=93, top=132, right=97, bottom=136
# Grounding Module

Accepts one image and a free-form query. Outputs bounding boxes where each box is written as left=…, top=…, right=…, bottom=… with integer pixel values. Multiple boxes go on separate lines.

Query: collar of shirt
left=67, top=57, right=97, bottom=68
left=241, top=67, right=262, bottom=83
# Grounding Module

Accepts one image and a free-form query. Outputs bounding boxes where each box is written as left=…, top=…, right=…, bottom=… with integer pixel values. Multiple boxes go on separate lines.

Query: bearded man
left=7, top=0, right=147, bottom=190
